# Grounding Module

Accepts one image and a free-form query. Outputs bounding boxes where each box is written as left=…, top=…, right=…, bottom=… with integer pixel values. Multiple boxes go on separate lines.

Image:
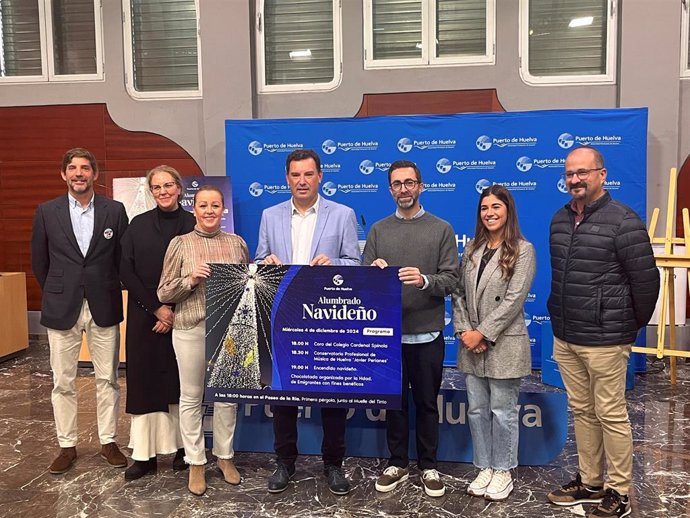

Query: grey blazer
left=452, top=239, right=536, bottom=379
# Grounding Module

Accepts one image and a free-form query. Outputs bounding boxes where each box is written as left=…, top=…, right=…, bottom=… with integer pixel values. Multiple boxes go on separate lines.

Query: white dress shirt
left=291, top=196, right=319, bottom=265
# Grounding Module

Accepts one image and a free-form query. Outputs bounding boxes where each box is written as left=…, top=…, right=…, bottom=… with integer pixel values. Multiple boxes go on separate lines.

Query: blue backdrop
left=226, top=108, right=648, bottom=368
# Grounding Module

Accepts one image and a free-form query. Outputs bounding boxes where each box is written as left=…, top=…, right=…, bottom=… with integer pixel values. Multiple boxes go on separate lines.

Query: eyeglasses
left=150, top=181, right=178, bottom=193
left=561, top=167, right=604, bottom=180
left=390, top=179, right=420, bottom=191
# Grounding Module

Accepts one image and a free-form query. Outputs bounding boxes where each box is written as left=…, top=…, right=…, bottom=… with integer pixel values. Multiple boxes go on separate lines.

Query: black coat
left=547, top=192, right=659, bottom=346
left=120, top=207, right=195, bottom=414
left=31, top=194, right=129, bottom=329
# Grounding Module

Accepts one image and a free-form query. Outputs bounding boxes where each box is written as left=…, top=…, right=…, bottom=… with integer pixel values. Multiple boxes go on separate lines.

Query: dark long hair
left=465, top=184, right=524, bottom=279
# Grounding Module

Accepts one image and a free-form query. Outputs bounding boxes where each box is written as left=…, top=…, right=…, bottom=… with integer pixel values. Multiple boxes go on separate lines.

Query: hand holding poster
left=205, top=264, right=402, bottom=408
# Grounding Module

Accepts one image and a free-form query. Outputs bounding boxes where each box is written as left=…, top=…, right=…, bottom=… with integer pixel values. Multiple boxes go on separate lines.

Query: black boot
left=124, top=457, right=157, bottom=481
left=173, top=448, right=188, bottom=471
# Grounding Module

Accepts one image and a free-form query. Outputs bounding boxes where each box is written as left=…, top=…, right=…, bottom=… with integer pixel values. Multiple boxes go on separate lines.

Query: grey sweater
left=363, top=212, right=459, bottom=333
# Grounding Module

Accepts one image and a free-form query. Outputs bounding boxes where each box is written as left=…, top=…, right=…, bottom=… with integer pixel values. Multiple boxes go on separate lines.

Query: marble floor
left=1, top=340, right=690, bottom=518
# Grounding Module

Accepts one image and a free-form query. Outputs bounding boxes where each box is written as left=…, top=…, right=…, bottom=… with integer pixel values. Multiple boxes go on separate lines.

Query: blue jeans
left=465, top=374, right=521, bottom=471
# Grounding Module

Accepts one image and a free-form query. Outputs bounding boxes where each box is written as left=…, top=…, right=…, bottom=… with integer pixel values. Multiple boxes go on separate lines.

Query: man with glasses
left=546, top=146, right=658, bottom=518
left=364, top=160, right=458, bottom=497
left=31, top=148, right=129, bottom=474
left=255, top=148, right=361, bottom=496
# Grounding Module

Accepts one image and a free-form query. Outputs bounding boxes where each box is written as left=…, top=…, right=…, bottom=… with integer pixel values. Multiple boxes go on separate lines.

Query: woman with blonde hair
left=120, top=165, right=194, bottom=480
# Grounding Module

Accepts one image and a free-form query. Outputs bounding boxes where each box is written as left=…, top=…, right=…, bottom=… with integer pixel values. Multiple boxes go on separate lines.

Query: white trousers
left=128, top=405, right=182, bottom=461
left=47, top=299, right=120, bottom=447
left=172, top=323, right=237, bottom=465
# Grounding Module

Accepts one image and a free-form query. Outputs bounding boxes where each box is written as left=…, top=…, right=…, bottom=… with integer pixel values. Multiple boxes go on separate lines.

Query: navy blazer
left=31, top=194, right=129, bottom=330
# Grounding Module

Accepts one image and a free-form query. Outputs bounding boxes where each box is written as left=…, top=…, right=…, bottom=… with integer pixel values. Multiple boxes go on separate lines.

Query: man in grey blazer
left=31, top=148, right=129, bottom=474
left=255, top=148, right=360, bottom=496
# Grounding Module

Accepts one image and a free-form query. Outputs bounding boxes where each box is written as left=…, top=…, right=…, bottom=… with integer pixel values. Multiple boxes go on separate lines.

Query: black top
left=476, top=246, right=498, bottom=287
left=120, top=206, right=195, bottom=414
left=548, top=192, right=659, bottom=346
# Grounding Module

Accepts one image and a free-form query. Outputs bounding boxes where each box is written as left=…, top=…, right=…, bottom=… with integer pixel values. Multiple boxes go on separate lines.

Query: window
left=363, top=0, right=495, bottom=69
left=0, top=0, right=103, bottom=82
left=519, top=0, right=617, bottom=85
left=682, top=0, right=690, bottom=77
left=123, top=0, right=201, bottom=99
left=256, top=0, right=342, bottom=93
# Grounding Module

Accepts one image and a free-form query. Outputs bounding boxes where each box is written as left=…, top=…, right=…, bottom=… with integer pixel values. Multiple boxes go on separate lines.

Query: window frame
left=518, top=0, right=618, bottom=86
left=681, top=0, right=690, bottom=78
left=122, top=0, right=203, bottom=101
left=363, top=0, right=496, bottom=70
left=255, top=0, right=342, bottom=94
left=0, top=0, right=104, bottom=84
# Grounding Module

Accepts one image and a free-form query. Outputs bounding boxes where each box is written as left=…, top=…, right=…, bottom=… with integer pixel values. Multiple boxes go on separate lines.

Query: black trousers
left=272, top=405, right=347, bottom=468
left=386, top=334, right=444, bottom=471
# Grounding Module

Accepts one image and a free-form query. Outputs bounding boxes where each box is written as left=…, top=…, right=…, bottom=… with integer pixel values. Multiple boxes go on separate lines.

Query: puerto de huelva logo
left=438, top=157, right=496, bottom=173
left=516, top=156, right=564, bottom=172
left=247, top=140, right=304, bottom=156
left=359, top=159, right=390, bottom=175
left=397, top=136, right=457, bottom=153
left=424, top=181, right=456, bottom=193
left=557, top=132, right=623, bottom=148
left=557, top=133, right=575, bottom=149
left=321, top=181, right=379, bottom=197
left=475, top=179, right=492, bottom=193
left=321, top=138, right=379, bottom=155
left=475, top=134, right=538, bottom=151
left=477, top=178, right=537, bottom=194
left=321, top=162, right=341, bottom=174
left=557, top=177, right=569, bottom=194
left=332, top=274, right=344, bottom=286
left=248, top=182, right=291, bottom=198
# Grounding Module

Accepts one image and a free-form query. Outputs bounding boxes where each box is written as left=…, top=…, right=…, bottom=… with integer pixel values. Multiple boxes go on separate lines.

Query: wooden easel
left=631, top=167, right=690, bottom=384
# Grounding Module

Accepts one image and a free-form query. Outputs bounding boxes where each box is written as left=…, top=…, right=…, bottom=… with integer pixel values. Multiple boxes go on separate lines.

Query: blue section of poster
left=226, top=109, right=648, bottom=368
left=205, top=264, right=402, bottom=409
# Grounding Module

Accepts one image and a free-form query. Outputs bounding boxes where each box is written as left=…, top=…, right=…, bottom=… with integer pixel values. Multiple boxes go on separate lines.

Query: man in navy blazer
left=255, top=148, right=360, bottom=496
left=31, top=148, right=129, bottom=474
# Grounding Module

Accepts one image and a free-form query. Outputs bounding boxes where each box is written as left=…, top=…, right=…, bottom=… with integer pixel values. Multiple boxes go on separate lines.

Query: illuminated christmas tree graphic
left=206, top=263, right=286, bottom=389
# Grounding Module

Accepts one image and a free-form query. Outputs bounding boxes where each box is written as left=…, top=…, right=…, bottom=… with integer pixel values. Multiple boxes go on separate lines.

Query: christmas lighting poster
left=204, top=264, right=402, bottom=409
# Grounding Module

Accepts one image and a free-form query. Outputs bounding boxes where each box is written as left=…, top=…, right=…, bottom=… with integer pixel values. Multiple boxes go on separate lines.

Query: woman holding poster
left=452, top=185, right=536, bottom=501
left=158, top=185, right=249, bottom=496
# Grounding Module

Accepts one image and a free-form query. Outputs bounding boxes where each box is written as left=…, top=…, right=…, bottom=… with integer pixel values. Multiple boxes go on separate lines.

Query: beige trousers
left=553, top=336, right=632, bottom=494
left=47, top=299, right=120, bottom=448
left=172, top=322, right=237, bottom=465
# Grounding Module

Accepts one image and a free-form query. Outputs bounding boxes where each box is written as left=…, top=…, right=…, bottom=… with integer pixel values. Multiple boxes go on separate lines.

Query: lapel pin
left=104, top=228, right=113, bottom=239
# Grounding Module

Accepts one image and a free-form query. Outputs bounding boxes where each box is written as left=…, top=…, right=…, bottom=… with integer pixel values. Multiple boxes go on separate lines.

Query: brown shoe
left=188, top=465, right=206, bottom=496
left=217, top=458, right=241, bottom=485
left=49, top=447, right=77, bottom=474
left=100, top=442, right=127, bottom=468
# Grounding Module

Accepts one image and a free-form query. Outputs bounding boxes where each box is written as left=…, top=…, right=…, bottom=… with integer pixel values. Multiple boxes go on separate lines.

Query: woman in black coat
left=120, top=165, right=195, bottom=480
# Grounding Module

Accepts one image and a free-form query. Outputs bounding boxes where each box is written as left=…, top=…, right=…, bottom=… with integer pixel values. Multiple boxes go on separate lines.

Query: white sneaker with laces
left=484, top=469, right=513, bottom=501
left=467, top=468, right=494, bottom=496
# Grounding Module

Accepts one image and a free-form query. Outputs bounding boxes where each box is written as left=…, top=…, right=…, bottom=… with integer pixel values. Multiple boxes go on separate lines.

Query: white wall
left=1, top=0, right=687, bottom=221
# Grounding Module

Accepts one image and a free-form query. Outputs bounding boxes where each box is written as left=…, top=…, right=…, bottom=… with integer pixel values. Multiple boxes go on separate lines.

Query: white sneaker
left=421, top=469, right=445, bottom=497
left=484, top=469, right=513, bottom=501
left=467, top=468, right=494, bottom=496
